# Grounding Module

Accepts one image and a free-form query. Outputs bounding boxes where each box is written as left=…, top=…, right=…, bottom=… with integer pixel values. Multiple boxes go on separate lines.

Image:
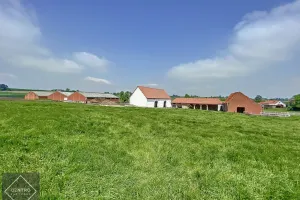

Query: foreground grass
left=1, top=101, right=300, bottom=199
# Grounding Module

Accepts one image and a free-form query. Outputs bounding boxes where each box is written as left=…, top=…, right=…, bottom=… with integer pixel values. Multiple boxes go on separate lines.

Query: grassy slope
left=0, top=101, right=300, bottom=199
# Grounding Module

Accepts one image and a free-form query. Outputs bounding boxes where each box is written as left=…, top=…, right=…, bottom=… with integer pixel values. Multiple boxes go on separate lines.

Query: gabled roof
left=32, top=91, right=53, bottom=97
left=172, top=98, right=222, bottom=105
left=59, top=92, right=73, bottom=96
left=79, top=92, right=119, bottom=98
left=260, top=100, right=282, bottom=105
left=225, top=92, right=257, bottom=104
left=137, top=86, right=171, bottom=99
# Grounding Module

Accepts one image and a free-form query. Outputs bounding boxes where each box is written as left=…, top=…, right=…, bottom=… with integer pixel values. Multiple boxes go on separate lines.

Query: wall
left=129, top=88, right=147, bottom=107
left=226, top=93, right=262, bottom=114
left=48, top=92, right=67, bottom=101
left=146, top=99, right=172, bottom=108
left=68, top=92, right=86, bottom=103
left=24, top=92, right=37, bottom=100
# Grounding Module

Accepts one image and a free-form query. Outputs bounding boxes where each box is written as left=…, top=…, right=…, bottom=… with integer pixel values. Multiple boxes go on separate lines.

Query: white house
left=260, top=100, right=286, bottom=108
left=130, top=86, right=172, bottom=108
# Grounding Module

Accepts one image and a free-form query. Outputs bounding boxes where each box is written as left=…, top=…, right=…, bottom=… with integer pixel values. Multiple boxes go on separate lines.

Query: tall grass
left=0, top=101, right=300, bottom=199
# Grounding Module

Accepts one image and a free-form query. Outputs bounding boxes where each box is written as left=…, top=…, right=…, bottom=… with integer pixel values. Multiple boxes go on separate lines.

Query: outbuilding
left=172, top=98, right=223, bottom=111
left=48, top=91, right=73, bottom=101
left=260, top=100, right=286, bottom=108
left=24, top=91, right=53, bottom=100
left=223, top=92, right=262, bottom=114
left=129, top=86, right=172, bottom=108
left=68, top=92, right=119, bottom=103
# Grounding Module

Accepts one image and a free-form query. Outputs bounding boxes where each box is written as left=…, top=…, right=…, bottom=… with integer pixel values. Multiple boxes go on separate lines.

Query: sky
left=0, top=0, right=300, bottom=98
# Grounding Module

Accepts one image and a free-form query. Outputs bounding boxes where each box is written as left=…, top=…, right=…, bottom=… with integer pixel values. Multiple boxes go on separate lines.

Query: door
left=154, top=101, right=158, bottom=108
left=163, top=101, right=166, bottom=108
left=237, top=107, right=245, bottom=113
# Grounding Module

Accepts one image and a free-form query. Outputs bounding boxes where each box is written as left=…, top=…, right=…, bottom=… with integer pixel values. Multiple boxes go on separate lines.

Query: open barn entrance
left=237, top=107, right=245, bottom=113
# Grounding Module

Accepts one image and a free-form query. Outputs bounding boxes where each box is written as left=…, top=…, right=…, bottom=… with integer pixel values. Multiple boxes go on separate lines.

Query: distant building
left=24, top=91, right=53, bottom=100
left=172, top=98, right=223, bottom=111
left=223, top=92, right=262, bottom=114
left=130, top=86, right=171, bottom=108
left=260, top=100, right=286, bottom=108
left=68, top=92, right=119, bottom=103
left=48, top=91, right=73, bottom=101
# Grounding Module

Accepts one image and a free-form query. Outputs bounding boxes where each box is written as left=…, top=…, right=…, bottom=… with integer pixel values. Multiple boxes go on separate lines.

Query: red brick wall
left=226, top=92, right=262, bottom=114
left=24, top=92, right=38, bottom=100
left=68, top=92, right=86, bottom=102
left=48, top=91, right=67, bottom=101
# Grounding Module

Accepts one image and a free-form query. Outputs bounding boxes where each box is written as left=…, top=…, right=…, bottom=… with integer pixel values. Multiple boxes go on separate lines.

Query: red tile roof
left=172, top=98, right=222, bottom=105
left=260, top=100, right=279, bottom=105
left=137, top=86, right=171, bottom=99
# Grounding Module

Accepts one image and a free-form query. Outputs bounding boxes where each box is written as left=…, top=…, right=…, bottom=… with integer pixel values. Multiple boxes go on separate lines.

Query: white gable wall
left=129, top=87, right=148, bottom=107
left=146, top=99, right=172, bottom=108
left=129, top=88, right=172, bottom=108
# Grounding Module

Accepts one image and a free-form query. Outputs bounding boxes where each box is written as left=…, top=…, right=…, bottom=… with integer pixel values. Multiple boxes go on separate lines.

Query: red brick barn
left=48, top=91, right=73, bottom=101
left=24, top=91, right=53, bottom=100
left=68, top=92, right=119, bottom=103
left=223, top=92, right=262, bottom=114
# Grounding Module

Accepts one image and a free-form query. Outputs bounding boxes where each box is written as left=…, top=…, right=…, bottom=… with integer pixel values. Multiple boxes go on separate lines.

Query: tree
left=255, top=95, right=263, bottom=102
left=0, top=84, right=8, bottom=91
left=184, top=94, right=190, bottom=98
left=119, top=91, right=131, bottom=103
left=65, top=88, right=71, bottom=92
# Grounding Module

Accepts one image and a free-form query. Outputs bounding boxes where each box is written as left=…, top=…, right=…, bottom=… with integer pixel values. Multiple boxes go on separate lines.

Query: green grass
left=1, top=101, right=300, bottom=199
left=0, top=91, right=27, bottom=98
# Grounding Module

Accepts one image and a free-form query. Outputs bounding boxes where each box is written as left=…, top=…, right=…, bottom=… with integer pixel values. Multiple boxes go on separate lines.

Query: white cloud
left=144, top=83, right=158, bottom=87
left=0, top=0, right=108, bottom=73
left=168, top=0, right=300, bottom=80
left=73, top=52, right=111, bottom=71
left=84, top=76, right=111, bottom=85
left=0, top=73, right=17, bottom=79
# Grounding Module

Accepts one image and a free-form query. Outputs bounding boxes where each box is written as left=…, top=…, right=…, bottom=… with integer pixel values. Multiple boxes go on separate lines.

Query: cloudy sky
left=0, top=0, right=300, bottom=98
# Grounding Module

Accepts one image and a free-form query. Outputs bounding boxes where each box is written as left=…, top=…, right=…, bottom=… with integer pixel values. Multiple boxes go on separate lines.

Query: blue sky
left=0, top=0, right=300, bottom=98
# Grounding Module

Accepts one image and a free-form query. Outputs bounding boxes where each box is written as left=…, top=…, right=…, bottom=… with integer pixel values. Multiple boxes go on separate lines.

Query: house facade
left=130, top=86, right=171, bottom=108
left=223, top=92, right=262, bottom=114
left=172, top=98, right=223, bottom=111
left=260, top=100, right=286, bottom=108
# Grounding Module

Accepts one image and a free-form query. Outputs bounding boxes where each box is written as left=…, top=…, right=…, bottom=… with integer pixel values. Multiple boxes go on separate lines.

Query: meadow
left=0, top=101, right=300, bottom=199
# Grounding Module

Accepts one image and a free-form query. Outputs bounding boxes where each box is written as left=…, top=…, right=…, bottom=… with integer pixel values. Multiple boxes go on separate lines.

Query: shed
left=24, top=91, right=53, bottom=100
left=172, top=98, right=223, bottom=111
left=48, top=91, right=73, bottom=101
left=129, top=86, right=171, bottom=108
left=223, top=92, right=262, bottom=114
left=68, top=92, right=119, bottom=103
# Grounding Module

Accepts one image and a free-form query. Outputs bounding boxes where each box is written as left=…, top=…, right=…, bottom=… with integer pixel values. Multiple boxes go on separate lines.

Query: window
left=154, top=101, right=158, bottom=108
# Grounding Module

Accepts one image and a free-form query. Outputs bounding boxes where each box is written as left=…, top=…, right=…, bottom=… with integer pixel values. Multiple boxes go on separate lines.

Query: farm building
left=172, top=98, right=223, bottom=111
left=24, top=91, right=53, bottom=100
left=260, top=100, right=286, bottom=108
left=68, top=92, right=119, bottom=103
left=130, top=86, right=172, bottom=108
left=223, top=92, right=262, bottom=114
left=48, top=91, right=73, bottom=101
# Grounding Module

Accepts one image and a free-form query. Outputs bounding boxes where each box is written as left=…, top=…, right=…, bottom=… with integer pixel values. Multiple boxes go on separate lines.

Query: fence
left=260, top=112, right=291, bottom=117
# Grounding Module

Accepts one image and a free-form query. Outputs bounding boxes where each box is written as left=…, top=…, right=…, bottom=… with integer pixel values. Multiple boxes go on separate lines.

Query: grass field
left=1, top=101, right=300, bottom=199
left=0, top=91, right=27, bottom=98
